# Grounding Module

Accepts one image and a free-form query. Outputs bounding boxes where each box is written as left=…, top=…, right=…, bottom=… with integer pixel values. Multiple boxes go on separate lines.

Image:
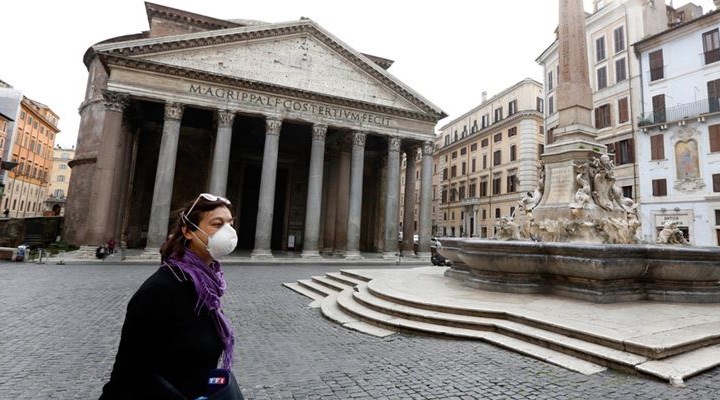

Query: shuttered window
left=618, top=97, right=629, bottom=123
left=710, top=124, right=720, bottom=152
left=649, top=50, right=664, bottom=81
left=652, top=94, right=666, bottom=123
left=652, top=179, right=667, bottom=196
left=650, top=134, right=665, bottom=160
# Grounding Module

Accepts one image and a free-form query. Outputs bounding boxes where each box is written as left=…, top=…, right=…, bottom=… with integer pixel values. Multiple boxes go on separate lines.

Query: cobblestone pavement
left=0, top=262, right=718, bottom=399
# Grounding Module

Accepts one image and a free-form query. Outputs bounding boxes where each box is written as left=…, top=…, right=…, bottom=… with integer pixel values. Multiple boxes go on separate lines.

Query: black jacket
left=99, top=266, right=223, bottom=399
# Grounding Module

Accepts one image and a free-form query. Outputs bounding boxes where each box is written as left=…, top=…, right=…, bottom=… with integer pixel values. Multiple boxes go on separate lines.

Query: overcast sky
left=1, top=0, right=716, bottom=148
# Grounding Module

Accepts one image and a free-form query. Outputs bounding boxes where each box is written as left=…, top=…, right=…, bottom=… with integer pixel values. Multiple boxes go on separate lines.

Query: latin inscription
left=544, top=167, right=573, bottom=204
left=189, top=84, right=392, bottom=127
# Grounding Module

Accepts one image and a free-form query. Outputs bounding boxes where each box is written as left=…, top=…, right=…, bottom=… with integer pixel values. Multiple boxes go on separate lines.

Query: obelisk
left=522, top=0, right=628, bottom=243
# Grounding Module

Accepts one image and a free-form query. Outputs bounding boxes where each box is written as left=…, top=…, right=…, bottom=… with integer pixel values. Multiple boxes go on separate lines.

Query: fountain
left=440, top=0, right=720, bottom=303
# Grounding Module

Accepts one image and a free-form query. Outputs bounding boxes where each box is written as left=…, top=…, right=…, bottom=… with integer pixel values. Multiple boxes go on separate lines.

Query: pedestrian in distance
left=107, top=238, right=116, bottom=254
left=3, top=208, right=9, bottom=218
left=99, top=193, right=243, bottom=400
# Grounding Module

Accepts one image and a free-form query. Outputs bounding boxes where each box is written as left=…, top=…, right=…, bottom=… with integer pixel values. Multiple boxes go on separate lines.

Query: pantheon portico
left=64, top=3, right=445, bottom=258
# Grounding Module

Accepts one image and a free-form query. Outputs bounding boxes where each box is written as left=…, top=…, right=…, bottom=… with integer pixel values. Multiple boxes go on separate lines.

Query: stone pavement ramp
left=285, top=266, right=720, bottom=387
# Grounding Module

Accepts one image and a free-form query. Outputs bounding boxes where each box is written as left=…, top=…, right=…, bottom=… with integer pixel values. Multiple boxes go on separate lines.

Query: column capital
left=265, top=116, right=282, bottom=136
left=352, top=131, right=367, bottom=147
left=312, top=124, right=328, bottom=141
left=101, top=90, right=129, bottom=113
left=388, top=136, right=401, bottom=153
left=217, top=110, right=235, bottom=128
left=422, top=141, right=435, bottom=156
left=164, top=102, right=184, bottom=121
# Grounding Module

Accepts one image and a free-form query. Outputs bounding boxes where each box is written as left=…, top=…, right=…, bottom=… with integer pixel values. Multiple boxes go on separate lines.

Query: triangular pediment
left=93, top=19, right=445, bottom=118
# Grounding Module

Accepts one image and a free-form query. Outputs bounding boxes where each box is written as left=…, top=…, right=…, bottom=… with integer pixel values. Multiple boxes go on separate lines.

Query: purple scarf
left=166, top=250, right=234, bottom=369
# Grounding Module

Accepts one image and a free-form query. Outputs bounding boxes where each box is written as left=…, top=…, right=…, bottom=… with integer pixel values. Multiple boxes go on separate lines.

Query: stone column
left=383, top=136, right=401, bottom=258
left=401, top=146, right=418, bottom=257
left=334, top=137, right=352, bottom=256
left=146, top=102, right=184, bottom=249
left=251, top=116, right=282, bottom=258
left=464, top=206, right=471, bottom=238
left=417, top=141, right=434, bottom=256
left=345, top=131, right=367, bottom=259
left=85, top=91, right=129, bottom=245
left=322, top=148, right=339, bottom=253
left=301, top=124, right=327, bottom=257
left=208, top=110, right=235, bottom=196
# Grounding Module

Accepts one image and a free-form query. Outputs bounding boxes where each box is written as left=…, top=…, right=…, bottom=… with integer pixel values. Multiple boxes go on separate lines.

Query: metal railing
left=638, top=98, right=719, bottom=126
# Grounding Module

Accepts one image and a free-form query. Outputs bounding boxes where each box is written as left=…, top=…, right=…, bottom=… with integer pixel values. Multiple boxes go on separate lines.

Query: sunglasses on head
left=183, top=193, right=231, bottom=222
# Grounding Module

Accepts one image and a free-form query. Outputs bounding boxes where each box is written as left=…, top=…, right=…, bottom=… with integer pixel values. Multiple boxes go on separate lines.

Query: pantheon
left=64, top=2, right=445, bottom=258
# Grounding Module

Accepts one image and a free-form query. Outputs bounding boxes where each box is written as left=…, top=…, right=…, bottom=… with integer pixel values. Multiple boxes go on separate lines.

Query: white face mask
left=191, top=223, right=238, bottom=259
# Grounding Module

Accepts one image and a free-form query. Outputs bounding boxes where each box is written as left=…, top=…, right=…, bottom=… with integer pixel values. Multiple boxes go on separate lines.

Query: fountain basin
left=438, top=238, right=720, bottom=303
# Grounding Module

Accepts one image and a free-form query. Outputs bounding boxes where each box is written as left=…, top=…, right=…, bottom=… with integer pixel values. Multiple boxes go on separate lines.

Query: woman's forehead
left=202, top=206, right=233, bottom=221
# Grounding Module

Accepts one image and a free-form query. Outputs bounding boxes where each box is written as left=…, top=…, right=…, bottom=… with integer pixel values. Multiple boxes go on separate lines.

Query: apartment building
left=44, top=146, right=75, bottom=216
left=0, top=94, right=59, bottom=218
left=537, top=0, right=671, bottom=205
left=433, top=79, right=544, bottom=238
left=634, top=8, right=720, bottom=245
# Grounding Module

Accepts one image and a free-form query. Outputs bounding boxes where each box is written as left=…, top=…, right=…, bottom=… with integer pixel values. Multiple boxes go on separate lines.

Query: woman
left=100, top=193, right=237, bottom=399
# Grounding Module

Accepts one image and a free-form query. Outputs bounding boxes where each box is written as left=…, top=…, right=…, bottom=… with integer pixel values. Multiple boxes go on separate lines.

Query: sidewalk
left=49, top=247, right=432, bottom=266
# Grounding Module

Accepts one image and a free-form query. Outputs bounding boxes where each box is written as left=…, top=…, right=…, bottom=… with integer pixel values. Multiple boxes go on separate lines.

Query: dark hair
left=159, top=196, right=233, bottom=260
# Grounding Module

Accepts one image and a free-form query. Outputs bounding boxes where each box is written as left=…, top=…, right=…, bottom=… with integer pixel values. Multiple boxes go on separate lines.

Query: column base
left=344, top=251, right=363, bottom=260
left=250, top=249, right=274, bottom=259
left=139, top=247, right=161, bottom=260
left=383, top=252, right=399, bottom=259
left=401, top=250, right=416, bottom=258
left=301, top=250, right=322, bottom=258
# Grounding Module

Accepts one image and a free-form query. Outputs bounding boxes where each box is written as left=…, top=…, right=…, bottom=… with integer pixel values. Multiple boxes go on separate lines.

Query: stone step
left=635, top=344, right=720, bottom=387
left=339, top=269, right=373, bottom=283
left=365, top=278, right=630, bottom=352
left=325, top=271, right=366, bottom=287
left=311, top=275, right=352, bottom=292
left=335, top=285, right=606, bottom=375
left=282, top=282, right=326, bottom=303
left=320, top=291, right=396, bottom=337
left=297, top=279, right=336, bottom=297
left=364, top=278, right=718, bottom=361
left=352, top=284, right=646, bottom=371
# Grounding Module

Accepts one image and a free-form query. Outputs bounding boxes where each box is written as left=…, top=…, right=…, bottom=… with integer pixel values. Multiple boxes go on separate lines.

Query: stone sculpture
left=656, top=221, right=687, bottom=245
left=496, top=217, right=521, bottom=241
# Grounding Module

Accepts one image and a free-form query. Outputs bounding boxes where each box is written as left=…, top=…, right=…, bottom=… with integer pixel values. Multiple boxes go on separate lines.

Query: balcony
left=638, top=98, right=718, bottom=128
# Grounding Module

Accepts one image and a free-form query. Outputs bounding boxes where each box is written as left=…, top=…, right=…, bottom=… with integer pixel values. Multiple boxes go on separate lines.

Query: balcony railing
left=638, top=98, right=719, bottom=127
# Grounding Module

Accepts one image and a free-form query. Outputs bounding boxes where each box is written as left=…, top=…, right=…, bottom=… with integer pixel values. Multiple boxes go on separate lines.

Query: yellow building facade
left=434, top=79, right=544, bottom=238
left=45, top=146, right=75, bottom=216
left=3, top=98, right=59, bottom=217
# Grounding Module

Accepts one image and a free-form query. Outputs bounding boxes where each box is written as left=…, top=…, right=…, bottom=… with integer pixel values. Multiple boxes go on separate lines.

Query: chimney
left=482, top=91, right=487, bottom=103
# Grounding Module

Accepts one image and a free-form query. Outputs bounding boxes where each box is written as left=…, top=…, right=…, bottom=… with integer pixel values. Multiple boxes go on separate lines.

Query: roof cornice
left=145, top=2, right=241, bottom=31
left=634, top=9, right=720, bottom=52
left=100, top=54, right=441, bottom=122
left=93, top=19, right=446, bottom=119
